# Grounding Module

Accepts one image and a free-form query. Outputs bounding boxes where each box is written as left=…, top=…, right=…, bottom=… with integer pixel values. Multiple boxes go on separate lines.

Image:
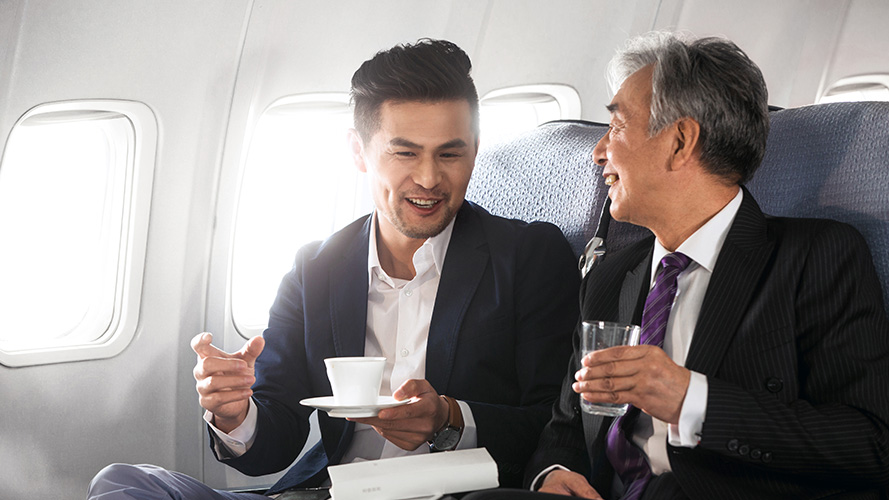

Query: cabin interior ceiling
left=0, top=0, right=887, bottom=498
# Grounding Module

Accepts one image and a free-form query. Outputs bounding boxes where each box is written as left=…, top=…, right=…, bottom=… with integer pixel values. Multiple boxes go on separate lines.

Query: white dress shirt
left=638, top=188, right=742, bottom=474
left=206, top=212, right=477, bottom=462
left=343, top=213, right=477, bottom=462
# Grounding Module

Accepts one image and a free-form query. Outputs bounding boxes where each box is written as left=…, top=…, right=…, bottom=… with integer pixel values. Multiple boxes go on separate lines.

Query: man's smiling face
left=593, top=65, right=677, bottom=229
left=356, top=99, right=477, bottom=244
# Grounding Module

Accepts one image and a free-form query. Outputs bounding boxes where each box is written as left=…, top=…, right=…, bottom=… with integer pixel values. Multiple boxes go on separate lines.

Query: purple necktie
left=605, top=252, right=691, bottom=500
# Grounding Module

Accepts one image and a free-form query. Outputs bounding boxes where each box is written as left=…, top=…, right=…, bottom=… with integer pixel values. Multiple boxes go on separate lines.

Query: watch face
left=433, top=427, right=461, bottom=451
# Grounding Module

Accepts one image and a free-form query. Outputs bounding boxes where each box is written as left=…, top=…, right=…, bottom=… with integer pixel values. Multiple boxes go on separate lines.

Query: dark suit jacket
left=527, top=190, right=889, bottom=499
left=214, top=200, right=579, bottom=492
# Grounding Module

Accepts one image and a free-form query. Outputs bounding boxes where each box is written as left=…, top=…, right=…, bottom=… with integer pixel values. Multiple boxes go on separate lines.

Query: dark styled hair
left=350, top=38, right=479, bottom=142
left=607, top=32, right=770, bottom=184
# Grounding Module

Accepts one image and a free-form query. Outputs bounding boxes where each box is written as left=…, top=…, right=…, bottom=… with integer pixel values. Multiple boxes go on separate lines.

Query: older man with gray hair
left=467, top=31, right=889, bottom=500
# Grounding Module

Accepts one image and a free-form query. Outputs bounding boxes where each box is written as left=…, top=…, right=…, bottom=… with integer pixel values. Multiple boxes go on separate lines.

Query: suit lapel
left=426, top=203, right=488, bottom=391
left=329, top=216, right=371, bottom=358
left=685, top=189, right=774, bottom=374
left=582, top=240, right=651, bottom=487
left=619, top=254, right=651, bottom=325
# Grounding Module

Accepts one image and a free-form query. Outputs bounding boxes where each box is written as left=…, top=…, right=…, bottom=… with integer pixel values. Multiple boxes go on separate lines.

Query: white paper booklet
left=328, top=447, right=499, bottom=499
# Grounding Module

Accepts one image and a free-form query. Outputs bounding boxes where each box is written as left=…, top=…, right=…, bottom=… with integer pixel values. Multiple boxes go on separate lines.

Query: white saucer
left=300, top=395, right=412, bottom=418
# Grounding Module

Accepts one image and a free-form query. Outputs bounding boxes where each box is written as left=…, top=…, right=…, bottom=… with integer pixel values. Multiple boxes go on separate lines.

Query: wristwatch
left=428, top=395, right=464, bottom=452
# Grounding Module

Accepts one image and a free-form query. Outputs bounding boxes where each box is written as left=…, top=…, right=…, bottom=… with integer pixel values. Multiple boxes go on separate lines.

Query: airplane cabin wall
left=823, top=0, right=889, bottom=95
left=0, top=1, right=251, bottom=498
left=1, top=0, right=888, bottom=498
left=653, top=0, right=851, bottom=108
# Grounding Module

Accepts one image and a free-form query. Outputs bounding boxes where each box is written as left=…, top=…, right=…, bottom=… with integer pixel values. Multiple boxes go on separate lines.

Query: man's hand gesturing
left=192, top=332, right=265, bottom=433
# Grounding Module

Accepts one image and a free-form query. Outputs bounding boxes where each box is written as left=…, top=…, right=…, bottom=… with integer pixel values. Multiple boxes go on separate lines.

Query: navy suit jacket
left=527, top=190, right=889, bottom=499
left=216, top=201, right=579, bottom=492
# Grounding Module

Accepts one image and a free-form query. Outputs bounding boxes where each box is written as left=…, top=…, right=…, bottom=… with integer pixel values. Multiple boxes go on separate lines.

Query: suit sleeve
left=210, top=244, right=317, bottom=476
left=700, top=221, right=889, bottom=488
left=467, top=222, right=580, bottom=486
left=523, top=328, right=595, bottom=486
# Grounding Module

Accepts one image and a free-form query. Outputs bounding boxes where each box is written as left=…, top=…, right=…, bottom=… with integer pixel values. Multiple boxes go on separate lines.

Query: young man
left=88, top=39, right=579, bottom=499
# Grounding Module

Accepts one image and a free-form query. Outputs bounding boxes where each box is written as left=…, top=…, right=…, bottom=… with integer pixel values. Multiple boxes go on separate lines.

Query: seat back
left=747, top=102, right=889, bottom=311
left=466, top=121, right=649, bottom=258
left=468, top=102, right=889, bottom=312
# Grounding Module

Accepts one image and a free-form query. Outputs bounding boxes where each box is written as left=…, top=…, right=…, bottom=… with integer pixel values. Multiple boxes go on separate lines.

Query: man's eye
left=394, top=151, right=416, bottom=157
left=440, top=152, right=461, bottom=158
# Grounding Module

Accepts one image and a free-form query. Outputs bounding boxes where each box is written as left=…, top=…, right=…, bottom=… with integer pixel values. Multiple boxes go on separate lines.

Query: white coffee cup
left=324, top=356, right=386, bottom=406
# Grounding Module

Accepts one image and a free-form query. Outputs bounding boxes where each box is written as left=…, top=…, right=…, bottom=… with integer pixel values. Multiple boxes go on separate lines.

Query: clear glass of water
left=580, top=321, right=641, bottom=416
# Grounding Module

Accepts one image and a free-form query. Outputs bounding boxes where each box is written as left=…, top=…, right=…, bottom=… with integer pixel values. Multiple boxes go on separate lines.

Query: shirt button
left=400, top=348, right=410, bottom=357
left=404, top=290, right=413, bottom=297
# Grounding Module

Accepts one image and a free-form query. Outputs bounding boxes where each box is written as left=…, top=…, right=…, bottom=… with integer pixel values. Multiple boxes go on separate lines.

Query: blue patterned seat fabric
left=467, top=120, right=649, bottom=258
left=467, top=102, right=889, bottom=313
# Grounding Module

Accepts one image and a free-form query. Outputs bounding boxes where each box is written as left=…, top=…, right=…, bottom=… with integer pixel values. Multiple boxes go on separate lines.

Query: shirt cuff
left=453, top=400, right=477, bottom=450
left=668, top=371, right=707, bottom=447
left=530, top=464, right=570, bottom=491
left=204, top=398, right=258, bottom=458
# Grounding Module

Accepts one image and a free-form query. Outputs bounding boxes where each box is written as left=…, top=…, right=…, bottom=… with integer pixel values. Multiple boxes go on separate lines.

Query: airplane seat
left=467, top=120, right=650, bottom=258
left=747, top=101, right=889, bottom=313
left=469, top=102, right=889, bottom=315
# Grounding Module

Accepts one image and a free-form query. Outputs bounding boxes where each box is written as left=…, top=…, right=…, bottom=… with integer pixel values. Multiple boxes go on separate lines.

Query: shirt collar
left=367, top=212, right=456, bottom=286
left=651, top=188, right=743, bottom=284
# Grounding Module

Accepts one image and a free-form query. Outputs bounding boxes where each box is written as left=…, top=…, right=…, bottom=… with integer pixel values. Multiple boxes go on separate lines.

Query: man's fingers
left=539, top=470, right=603, bottom=499
left=191, top=332, right=229, bottom=359
left=349, top=400, right=429, bottom=429
left=195, top=356, right=250, bottom=379
left=199, top=388, right=254, bottom=408
left=350, top=379, right=448, bottom=450
left=237, top=335, right=265, bottom=367
left=581, top=345, right=647, bottom=367
left=348, top=396, right=438, bottom=436
left=573, top=373, right=631, bottom=405
left=574, top=346, right=691, bottom=423
left=196, top=373, right=255, bottom=395
left=392, top=378, right=436, bottom=401
left=375, top=398, right=426, bottom=420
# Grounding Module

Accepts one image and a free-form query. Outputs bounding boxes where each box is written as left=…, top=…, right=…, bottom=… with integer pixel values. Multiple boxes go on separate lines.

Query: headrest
left=468, top=102, right=889, bottom=312
left=747, top=101, right=889, bottom=308
left=467, top=120, right=649, bottom=257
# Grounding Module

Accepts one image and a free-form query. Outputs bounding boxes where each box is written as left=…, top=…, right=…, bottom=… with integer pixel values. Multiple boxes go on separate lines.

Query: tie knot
left=660, top=252, right=691, bottom=273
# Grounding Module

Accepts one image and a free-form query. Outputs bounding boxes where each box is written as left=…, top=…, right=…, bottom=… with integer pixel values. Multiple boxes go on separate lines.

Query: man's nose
left=592, top=132, right=609, bottom=166
left=414, top=156, right=443, bottom=189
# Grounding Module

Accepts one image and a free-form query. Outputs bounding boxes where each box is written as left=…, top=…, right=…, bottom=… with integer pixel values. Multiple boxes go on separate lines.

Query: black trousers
left=462, top=489, right=575, bottom=499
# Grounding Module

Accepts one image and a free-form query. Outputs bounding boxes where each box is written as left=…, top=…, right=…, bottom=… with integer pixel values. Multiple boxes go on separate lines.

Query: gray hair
left=606, top=31, right=770, bottom=184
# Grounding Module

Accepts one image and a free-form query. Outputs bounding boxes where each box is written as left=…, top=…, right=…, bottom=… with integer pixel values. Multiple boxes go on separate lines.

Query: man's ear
left=348, top=128, right=367, bottom=173
left=672, top=118, right=701, bottom=166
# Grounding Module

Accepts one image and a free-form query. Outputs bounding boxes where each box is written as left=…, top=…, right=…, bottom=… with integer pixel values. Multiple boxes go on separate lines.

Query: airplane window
left=819, top=74, right=889, bottom=103
left=0, top=101, right=155, bottom=366
left=231, top=94, right=370, bottom=336
left=479, top=84, right=581, bottom=147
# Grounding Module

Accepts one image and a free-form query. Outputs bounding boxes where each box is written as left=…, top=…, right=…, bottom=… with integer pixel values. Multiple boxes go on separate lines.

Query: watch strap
left=441, top=395, right=464, bottom=431
left=428, top=395, right=464, bottom=452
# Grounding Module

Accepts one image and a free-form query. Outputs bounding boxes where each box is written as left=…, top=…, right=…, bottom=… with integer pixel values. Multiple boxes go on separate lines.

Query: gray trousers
left=88, top=463, right=270, bottom=500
